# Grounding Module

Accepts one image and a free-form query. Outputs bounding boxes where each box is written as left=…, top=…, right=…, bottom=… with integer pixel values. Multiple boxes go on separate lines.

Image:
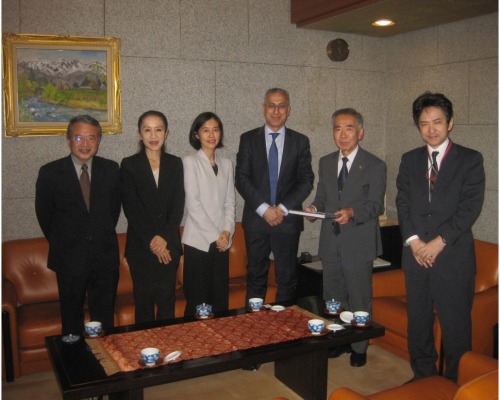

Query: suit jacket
left=35, top=155, right=121, bottom=275
left=120, top=150, right=185, bottom=262
left=313, top=147, right=386, bottom=262
left=182, top=150, right=236, bottom=252
left=396, top=142, right=485, bottom=266
left=235, top=126, right=314, bottom=233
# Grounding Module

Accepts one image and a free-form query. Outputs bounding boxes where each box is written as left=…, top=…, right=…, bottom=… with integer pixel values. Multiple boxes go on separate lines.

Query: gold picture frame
left=2, top=33, right=121, bottom=137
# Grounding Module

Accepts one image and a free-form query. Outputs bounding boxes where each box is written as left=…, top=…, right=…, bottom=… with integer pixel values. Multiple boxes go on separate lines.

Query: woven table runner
left=86, top=306, right=327, bottom=375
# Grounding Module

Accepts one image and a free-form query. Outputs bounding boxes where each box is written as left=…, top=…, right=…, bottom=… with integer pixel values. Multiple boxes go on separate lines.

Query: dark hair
left=412, top=92, right=453, bottom=126
left=264, top=88, right=290, bottom=104
left=188, top=112, right=224, bottom=150
left=66, top=114, right=102, bottom=139
left=137, top=110, right=168, bottom=153
left=332, top=108, right=364, bottom=128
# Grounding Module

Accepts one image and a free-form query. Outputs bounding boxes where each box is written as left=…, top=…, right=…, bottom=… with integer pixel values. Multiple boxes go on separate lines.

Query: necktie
left=430, top=151, right=439, bottom=193
left=338, top=157, right=349, bottom=194
left=269, top=133, right=279, bottom=205
left=80, top=164, right=90, bottom=211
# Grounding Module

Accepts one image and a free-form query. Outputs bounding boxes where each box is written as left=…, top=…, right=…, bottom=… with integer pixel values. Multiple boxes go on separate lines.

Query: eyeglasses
left=72, top=135, right=98, bottom=143
left=264, top=103, right=289, bottom=111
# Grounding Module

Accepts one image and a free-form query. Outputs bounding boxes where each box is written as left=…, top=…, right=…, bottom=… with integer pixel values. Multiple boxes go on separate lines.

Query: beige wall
left=2, top=0, right=497, bottom=250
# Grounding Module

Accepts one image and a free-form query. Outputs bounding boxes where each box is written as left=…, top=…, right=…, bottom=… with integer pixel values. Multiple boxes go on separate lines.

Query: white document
left=302, top=260, right=323, bottom=271
left=289, top=210, right=336, bottom=219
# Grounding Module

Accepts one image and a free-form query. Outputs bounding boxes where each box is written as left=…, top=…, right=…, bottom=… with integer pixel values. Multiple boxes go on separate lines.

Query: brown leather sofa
left=2, top=222, right=277, bottom=379
left=328, top=351, right=498, bottom=400
left=370, top=240, right=498, bottom=366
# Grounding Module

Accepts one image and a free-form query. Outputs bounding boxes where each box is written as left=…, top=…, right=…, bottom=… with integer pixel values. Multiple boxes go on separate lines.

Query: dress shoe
left=350, top=351, right=367, bottom=367
left=328, top=344, right=351, bottom=358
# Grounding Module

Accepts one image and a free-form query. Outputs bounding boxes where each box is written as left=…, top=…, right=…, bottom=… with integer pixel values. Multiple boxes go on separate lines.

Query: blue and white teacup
left=248, top=298, right=264, bottom=312
left=308, top=319, right=325, bottom=335
left=353, top=311, right=370, bottom=326
left=84, top=321, right=102, bottom=337
left=140, top=347, right=160, bottom=366
left=196, top=303, right=212, bottom=318
left=325, top=299, right=341, bottom=314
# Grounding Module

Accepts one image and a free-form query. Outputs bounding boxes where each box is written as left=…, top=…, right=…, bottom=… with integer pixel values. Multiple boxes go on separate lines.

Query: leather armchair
left=328, top=351, right=498, bottom=400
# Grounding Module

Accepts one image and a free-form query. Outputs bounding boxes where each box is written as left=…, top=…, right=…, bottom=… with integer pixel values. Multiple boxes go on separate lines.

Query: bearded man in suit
left=304, top=108, right=387, bottom=367
left=36, top=115, right=121, bottom=337
left=235, top=88, right=314, bottom=305
left=396, top=92, right=485, bottom=381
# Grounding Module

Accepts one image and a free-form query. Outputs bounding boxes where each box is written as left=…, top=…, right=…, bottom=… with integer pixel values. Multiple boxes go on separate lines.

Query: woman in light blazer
left=182, top=112, right=235, bottom=316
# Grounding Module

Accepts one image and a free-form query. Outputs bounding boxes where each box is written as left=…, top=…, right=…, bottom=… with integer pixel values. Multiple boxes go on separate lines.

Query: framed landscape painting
left=2, top=33, right=121, bottom=137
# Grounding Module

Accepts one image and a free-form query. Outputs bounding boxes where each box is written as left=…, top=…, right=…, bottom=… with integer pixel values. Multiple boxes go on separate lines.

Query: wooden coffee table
left=46, top=305, right=384, bottom=400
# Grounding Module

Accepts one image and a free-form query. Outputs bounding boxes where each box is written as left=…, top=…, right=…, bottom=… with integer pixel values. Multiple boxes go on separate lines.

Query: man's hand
left=414, top=236, right=446, bottom=268
left=333, top=208, right=353, bottom=225
left=304, top=205, right=317, bottom=221
left=263, top=206, right=285, bottom=226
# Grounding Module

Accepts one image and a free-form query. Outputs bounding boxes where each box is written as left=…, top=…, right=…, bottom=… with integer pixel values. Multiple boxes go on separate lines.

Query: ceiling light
left=372, top=19, right=395, bottom=27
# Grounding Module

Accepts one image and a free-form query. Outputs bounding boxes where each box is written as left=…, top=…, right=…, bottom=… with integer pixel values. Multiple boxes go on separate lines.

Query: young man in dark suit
left=235, top=88, right=314, bottom=305
left=396, top=92, right=485, bottom=381
left=304, top=108, right=387, bottom=367
left=35, top=115, right=121, bottom=338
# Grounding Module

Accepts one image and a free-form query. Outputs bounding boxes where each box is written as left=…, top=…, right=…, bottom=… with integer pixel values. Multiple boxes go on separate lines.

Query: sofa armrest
left=2, top=279, right=19, bottom=380
left=328, top=387, right=369, bottom=400
left=471, top=287, right=498, bottom=356
left=458, top=351, right=498, bottom=385
left=455, top=369, right=498, bottom=400
left=372, top=269, right=406, bottom=298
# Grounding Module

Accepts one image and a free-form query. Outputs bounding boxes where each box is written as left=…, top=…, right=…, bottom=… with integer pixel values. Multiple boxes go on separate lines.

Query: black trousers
left=244, top=230, right=300, bottom=303
left=183, top=242, right=229, bottom=316
left=56, top=263, right=118, bottom=335
left=128, top=253, right=179, bottom=324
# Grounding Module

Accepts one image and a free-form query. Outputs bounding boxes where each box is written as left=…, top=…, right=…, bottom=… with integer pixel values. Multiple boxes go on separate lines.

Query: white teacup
left=84, top=321, right=102, bottom=337
left=141, top=347, right=160, bottom=366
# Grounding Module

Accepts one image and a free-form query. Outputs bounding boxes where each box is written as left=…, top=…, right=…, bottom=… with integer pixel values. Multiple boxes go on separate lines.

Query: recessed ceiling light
left=372, top=19, right=395, bottom=27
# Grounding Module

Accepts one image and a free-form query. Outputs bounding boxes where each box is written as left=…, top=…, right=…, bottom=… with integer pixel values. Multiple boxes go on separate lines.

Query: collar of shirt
left=427, top=138, right=449, bottom=169
left=71, top=155, right=93, bottom=180
left=337, top=146, right=359, bottom=176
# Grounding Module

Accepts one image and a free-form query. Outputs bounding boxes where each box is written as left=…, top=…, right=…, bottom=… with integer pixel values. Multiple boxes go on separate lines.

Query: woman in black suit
left=121, top=110, right=184, bottom=323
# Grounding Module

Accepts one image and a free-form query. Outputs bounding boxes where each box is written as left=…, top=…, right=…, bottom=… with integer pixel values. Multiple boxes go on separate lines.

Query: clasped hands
left=150, top=235, right=172, bottom=265
left=409, top=236, right=446, bottom=268
left=263, top=206, right=285, bottom=226
left=216, top=231, right=230, bottom=252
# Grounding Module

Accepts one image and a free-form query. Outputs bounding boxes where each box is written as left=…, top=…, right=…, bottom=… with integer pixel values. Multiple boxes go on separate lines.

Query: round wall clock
left=327, top=38, right=350, bottom=62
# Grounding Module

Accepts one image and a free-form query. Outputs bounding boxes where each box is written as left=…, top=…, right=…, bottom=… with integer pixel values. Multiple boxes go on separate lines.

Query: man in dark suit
left=305, top=108, right=386, bottom=367
left=36, top=115, right=121, bottom=337
left=235, top=88, right=314, bottom=305
left=396, top=92, right=485, bottom=382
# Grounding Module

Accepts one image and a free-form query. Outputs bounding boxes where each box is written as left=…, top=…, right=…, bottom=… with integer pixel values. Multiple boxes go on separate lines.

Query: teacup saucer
left=326, top=323, right=345, bottom=332
left=139, top=358, right=163, bottom=368
left=164, top=350, right=181, bottom=363
left=270, top=305, right=285, bottom=312
left=195, top=312, right=214, bottom=320
left=83, top=329, right=105, bottom=339
left=340, top=311, right=354, bottom=324
left=61, top=334, right=81, bottom=344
